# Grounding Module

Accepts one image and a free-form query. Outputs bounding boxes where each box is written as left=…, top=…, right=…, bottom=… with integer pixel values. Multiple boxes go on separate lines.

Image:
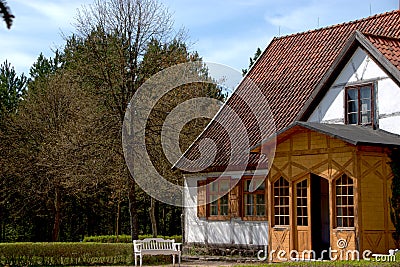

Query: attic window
left=345, top=83, right=375, bottom=126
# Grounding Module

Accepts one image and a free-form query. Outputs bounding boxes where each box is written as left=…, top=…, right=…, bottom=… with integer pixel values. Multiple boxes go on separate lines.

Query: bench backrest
left=135, top=238, right=175, bottom=250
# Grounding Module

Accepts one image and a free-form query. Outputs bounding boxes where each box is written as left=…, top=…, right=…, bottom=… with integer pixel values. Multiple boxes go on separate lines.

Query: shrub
left=82, top=235, right=132, bottom=243
left=82, top=234, right=182, bottom=243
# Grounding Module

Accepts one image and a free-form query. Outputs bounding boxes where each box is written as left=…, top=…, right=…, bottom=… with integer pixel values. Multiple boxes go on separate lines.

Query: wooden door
left=295, top=177, right=312, bottom=259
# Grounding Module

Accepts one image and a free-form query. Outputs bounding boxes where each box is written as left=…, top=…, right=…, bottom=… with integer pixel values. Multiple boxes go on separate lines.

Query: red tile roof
left=176, top=10, right=400, bottom=172
left=365, top=33, right=400, bottom=71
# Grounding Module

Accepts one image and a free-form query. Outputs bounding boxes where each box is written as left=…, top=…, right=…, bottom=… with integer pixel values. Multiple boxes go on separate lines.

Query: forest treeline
left=0, top=0, right=226, bottom=242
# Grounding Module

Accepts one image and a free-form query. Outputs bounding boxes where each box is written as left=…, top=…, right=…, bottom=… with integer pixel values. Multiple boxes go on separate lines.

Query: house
left=175, top=10, right=400, bottom=260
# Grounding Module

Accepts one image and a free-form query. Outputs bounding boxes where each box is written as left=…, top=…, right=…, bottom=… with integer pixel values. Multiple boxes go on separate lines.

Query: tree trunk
left=162, top=206, right=166, bottom=236
left=115, top=195, right=121, bottom=241
left=150, top=197, right=157, bottom=237
left=52, top=187, right=61, bottom=242
left=128, top=172, right=139, bottom=240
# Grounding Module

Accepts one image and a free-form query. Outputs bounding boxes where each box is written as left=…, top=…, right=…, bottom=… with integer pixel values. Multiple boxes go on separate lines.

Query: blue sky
left=0, top=0, right=397, bottom=76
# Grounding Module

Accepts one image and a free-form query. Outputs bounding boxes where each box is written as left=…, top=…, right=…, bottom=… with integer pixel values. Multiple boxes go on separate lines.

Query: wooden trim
left=354, top=149, right=362, bottom=251
left=329, top=179, right=334, bottom=248
left=229, top=178, right=241, bottom=218
left=275, top=146, right=354, bottom=157
left=207, top=215, right=231, bottom=221
left=382, top=156, right=389, bottom=251
left=268, top=174, right=273, bottom=259
left=289, top=179, right=294, bottom=251
left=197, top=180, right=207, bottom=218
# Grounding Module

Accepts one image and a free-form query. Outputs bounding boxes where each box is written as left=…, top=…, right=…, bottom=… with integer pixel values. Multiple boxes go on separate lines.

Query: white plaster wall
left=308, top=47, right=400, bottom=135
left=184, top=172, right=268, bottom=246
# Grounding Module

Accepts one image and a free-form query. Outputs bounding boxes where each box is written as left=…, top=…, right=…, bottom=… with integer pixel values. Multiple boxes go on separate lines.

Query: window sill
left=207, top=216, right=230, bottom=221
left=333, top=227, right=355, bottom=231
left=273, top=226, right=289, bottom=231
left=242, top=216, right=268, bottom=221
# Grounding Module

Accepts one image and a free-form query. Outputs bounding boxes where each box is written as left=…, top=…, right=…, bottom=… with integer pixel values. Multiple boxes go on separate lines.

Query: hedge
left=82, top=234, right=182, bottom=243
left=0, top=242, right=133, bottom=266
left=0, top=236, right=183, bottom=266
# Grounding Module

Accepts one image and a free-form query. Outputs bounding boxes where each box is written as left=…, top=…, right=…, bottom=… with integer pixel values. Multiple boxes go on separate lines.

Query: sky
left=0, top=0, right=398, bottom=76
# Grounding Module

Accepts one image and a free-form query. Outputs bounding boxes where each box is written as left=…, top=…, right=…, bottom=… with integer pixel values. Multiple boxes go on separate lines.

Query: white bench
left=133, top=238, right=181, bottom=266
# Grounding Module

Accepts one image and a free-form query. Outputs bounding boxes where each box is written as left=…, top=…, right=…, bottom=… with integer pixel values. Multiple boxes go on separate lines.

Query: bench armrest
left=173, top=243, right=182, bottom=251
left=133, top=241, right=142, bottom=252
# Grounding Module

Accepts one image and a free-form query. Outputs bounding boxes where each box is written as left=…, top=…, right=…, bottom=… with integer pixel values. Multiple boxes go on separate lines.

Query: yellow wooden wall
left=358, top=147, right=395, bottom=253
left=267, top=127, right=395, bottom=260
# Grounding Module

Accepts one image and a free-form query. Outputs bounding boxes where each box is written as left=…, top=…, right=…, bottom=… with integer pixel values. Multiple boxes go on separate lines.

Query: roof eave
left=251, top=121, right=400, bottom=154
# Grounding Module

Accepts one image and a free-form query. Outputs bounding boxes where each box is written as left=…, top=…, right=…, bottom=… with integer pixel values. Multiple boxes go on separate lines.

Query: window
left=243, top=177, right=266, bottom=217
left=296, top=179, right=308, bottom=226
left=274, top=177, right=290, bottom=226
left=208, top=178, right=230, bottom=217
left=335, top=174, right=354, bottom=228
left=345, top=83, right=374, bottom=126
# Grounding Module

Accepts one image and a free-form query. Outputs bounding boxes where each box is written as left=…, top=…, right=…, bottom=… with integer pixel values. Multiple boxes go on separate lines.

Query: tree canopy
left=0, top=0, right=226, bottom=242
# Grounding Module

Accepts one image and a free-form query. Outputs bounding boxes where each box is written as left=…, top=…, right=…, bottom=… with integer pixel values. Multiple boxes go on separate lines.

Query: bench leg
left=173, top=254, right=175, bottom=266
left=140, top=255, right=143, bottom=267
left=178, top=252, right=181, bottom=267
left=134, top=254, right=137, bottom=267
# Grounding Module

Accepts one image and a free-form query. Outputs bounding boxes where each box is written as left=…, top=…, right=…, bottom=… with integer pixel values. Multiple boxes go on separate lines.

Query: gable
left=307, top=40, right=400, bottom=135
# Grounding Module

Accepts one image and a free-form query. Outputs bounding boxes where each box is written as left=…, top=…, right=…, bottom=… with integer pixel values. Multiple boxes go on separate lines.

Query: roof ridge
left=274, top=9, right=399, bottom=41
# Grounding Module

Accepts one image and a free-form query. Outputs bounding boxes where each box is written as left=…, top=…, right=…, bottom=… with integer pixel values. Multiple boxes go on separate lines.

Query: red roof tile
left=176, top=10, right=400, bottom=172
left=365, top=33, right=400, bottom=71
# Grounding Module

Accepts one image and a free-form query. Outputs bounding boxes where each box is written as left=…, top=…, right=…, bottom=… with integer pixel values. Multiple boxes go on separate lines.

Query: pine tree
left=242, top=47, right=262, bottom=76
left=0, top=1, right=14, bottom=29
left=0, top=60, right=27, bottom=120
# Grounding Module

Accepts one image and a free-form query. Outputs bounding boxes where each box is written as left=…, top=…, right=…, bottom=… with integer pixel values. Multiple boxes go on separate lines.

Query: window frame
left=241, top=176, right=267, bottom=221
left=273, top=177, right=290, bottom=227
left=344, top=83, right=375, bottom=127
left=296, top=179, right=308, bottom=227
left=206, top=177, right=231, bottom=220
left=334, top=174, right=355, bottom=229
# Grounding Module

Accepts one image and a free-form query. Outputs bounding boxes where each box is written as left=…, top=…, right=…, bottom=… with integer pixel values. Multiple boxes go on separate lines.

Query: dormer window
left=345, top=83, right=375, bottom=127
